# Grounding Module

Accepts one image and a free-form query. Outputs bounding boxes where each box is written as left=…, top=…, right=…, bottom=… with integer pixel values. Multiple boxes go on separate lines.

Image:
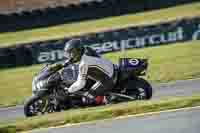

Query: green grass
left=1, top=95, right=200, bottom=133
left=0, top=2, right=200, bottom=47
left=0, top=40, right=200, bottom=107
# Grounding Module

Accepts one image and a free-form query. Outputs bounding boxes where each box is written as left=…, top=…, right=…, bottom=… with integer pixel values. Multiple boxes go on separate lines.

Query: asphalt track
left=31, top=106, right=200, bottom=133
left=1, top=78, right=200, bottom=122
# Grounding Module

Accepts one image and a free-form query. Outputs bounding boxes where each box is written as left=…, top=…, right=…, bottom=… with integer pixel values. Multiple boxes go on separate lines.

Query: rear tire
left=125, top=78, right=153, bottom=100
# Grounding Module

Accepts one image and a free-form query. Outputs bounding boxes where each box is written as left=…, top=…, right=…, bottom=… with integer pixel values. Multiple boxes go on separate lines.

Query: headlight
left=32, top=77, right=37, bottom=92
left=32, top=78, right=48, bottom=95
left=32, top=77, right=39, bottom=95
left=36, top=80, right=47, bottom=89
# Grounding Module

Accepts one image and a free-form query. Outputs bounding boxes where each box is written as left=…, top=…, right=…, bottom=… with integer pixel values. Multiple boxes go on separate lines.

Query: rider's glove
left=49, top=63, right=63, bottom=72
left=64, top=87, right=71, bottom=95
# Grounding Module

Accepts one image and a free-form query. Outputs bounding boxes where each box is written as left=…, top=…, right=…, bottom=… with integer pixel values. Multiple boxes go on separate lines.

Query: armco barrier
left=0, top=17, right=200, bottom=68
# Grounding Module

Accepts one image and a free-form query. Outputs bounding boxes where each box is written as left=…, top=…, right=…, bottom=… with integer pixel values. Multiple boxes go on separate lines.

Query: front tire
left=24, top=93, right=50, bottom=117
left=125, top=78, right=153, bottom=100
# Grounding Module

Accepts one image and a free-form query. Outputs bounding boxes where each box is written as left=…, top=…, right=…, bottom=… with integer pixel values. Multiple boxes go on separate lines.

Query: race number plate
left=127, top=58, right=140, bottom=67
left=119, top=58, right=141, bottom=68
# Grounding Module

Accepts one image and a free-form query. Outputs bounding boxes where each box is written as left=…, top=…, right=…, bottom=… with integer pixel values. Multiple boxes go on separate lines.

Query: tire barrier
left=0, top=0, right=197, bottom=33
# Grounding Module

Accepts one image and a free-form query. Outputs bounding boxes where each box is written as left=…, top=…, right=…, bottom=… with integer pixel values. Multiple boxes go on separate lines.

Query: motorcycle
left=24, top=58, right=152, bottom=117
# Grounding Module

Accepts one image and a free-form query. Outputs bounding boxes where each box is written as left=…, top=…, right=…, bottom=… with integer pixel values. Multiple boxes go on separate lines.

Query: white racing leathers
left=68, top=54, right=114, bottom=99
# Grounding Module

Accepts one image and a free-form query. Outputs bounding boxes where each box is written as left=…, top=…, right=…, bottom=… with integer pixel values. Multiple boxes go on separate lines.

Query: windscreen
left=36, top=66, right=52, bottom=80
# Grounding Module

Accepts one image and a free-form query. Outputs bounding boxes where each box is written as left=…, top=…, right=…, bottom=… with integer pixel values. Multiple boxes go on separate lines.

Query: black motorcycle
left=24, top=58, right=152, bottom=117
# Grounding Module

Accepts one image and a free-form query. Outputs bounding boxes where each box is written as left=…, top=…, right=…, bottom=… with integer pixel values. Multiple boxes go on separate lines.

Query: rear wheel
left=125, top=78, right=152, bottom=100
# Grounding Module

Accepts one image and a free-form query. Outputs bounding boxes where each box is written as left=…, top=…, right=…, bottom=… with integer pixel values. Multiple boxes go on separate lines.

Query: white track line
left=27, top=106, right=200, bottom=133
left=0, top=105, right=23, bottom=111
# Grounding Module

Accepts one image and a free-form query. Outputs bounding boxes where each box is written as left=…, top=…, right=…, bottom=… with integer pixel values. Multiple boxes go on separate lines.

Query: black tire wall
left=0, top=0, right=197, bottom=33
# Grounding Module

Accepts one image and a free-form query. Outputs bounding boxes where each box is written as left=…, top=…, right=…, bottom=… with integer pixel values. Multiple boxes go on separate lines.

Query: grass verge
left=0, top=2, right=200, bottom=47
left=1, top=95, right=200, bottom=133
left=1, top=40, right=200, bottom=107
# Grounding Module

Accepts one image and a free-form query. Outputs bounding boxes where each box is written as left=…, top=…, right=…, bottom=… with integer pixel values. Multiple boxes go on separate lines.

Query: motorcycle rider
left=63, top=38, right=115, bottom=105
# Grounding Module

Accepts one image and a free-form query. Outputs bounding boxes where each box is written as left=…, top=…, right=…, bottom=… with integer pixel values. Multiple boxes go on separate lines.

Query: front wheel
left=125, top=78, right=153, bottom=100
left=24, top=93, right=57, bottom=117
